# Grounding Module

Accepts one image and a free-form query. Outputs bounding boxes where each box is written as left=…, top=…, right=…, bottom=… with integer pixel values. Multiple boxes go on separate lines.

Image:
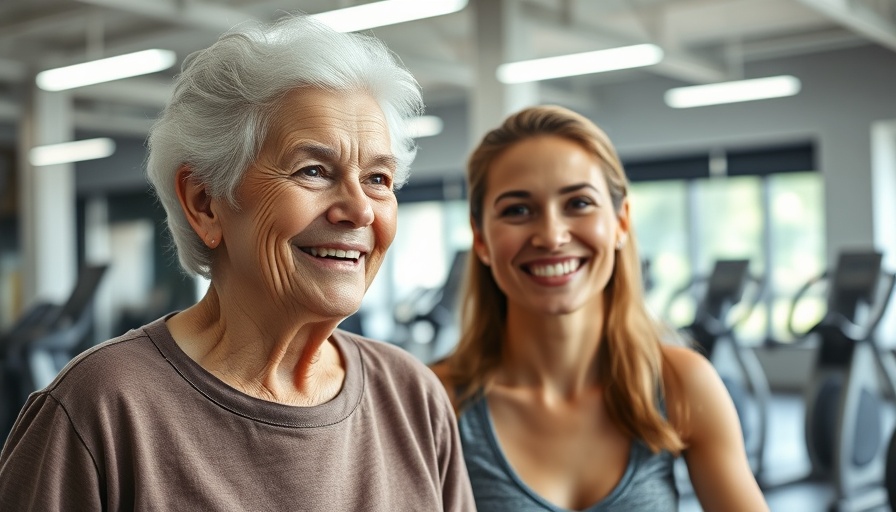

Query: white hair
left=146, top=13, right=423, bottom=278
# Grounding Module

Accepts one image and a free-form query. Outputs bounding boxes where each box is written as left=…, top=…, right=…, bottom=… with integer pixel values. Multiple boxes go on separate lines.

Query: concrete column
left=17, top=87, right=77, bottom=306
left=820, top=122, right=876, bottom=265
left=469, top=0, right=541, bottom=148
left=85, top=195, right=112, bottom=340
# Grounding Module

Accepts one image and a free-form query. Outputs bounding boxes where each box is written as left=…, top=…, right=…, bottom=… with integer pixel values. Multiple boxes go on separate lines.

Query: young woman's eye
left=568, top=197, right=595, bottom=210
left=500, top=204, right=530, bottom=217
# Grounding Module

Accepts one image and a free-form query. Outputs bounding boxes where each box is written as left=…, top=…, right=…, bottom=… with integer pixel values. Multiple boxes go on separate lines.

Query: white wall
left=595, top=45, right=896, bottom=265
left=414, top=45, right=896, bottom=267
left=411, top=44, right=896, bottom=388
left=23, top=43, right=896, bottom=388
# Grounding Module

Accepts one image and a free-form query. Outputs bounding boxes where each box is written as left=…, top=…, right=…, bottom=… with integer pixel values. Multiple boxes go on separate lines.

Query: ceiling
left=1, top=0, right=895, bottom=140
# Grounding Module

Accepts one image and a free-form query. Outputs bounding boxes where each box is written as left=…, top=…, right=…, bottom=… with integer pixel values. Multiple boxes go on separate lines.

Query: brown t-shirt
left=0, top=316, right=475, bottom=511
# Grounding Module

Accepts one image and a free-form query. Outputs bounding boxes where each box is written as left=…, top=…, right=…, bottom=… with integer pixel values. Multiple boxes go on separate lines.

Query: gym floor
left=679, top=392, right=894, bottom=512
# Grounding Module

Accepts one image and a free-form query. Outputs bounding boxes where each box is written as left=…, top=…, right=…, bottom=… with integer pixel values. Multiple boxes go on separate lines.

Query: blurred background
left=2, top=0, right=896, bottom=510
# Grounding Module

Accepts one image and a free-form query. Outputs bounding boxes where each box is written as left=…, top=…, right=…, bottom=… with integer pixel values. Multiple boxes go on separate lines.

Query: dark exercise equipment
left=392, top=249, right=468, bottom=363
left=888, top=434, right=896, bottom=512
left=641, top=258, right=654, bottom=294
left=666, top=259, right=770, bottom=480
left=789, top=250, right=896, bottom=512
left=0, top=263, right=108, bottom=440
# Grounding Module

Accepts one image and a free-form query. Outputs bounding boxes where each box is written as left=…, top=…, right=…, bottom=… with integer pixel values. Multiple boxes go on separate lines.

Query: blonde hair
left=445, top=105, right=685, bottom=454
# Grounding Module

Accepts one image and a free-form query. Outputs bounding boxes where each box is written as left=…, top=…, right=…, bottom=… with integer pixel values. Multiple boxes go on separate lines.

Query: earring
left=208, top=237, right=217, bottom=248
left=616, top=239, right=625, bottom=250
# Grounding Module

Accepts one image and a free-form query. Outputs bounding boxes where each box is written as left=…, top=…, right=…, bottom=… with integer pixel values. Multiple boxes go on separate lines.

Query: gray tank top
left=458, top=392, right=679, bottom=511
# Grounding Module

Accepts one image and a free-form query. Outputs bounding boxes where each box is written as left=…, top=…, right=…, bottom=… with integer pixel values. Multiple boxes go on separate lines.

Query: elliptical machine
left=392, top=249, right=469, bottom=363
left=790, top=250, right=896, bottom=512
left=665, top=259, right=770, bottom=479
left=1, top=263, right=108, bottom=440
left=887, top=432, right=896, bottom=510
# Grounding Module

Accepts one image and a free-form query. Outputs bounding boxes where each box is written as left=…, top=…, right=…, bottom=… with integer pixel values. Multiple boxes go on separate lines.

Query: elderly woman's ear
left=175, top=164, right=222, bottom=249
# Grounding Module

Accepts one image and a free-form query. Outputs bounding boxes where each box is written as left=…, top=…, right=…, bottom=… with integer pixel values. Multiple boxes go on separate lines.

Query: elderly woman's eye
left=368, top=173, right=390, bottom=186
left=295, top=165, right=324, bottom=177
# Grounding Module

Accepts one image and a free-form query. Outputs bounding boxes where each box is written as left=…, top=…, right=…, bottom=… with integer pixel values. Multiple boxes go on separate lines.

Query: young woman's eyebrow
left=493, top=190, right=530, bottom=205
left=494, top=183, right=599, bottom=205
left=558, top=183, right=599, bottom=194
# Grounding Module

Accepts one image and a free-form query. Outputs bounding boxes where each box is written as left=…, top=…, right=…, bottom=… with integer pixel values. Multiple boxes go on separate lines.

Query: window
left=693, top=177, right=764, bottom=274
left=630, top=171, right=825, bottom=345
left=365, top=144, right=824, bottom=353
left=767, top=173, right=826, bottom=341
left=628, top=181, right=690, bottom=320
left=693, top=176, right=766, bottom=342
left=359, top=198, right=471, bottom=344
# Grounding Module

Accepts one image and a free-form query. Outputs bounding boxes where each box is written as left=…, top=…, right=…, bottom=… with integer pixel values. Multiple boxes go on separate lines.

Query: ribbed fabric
left=0, top=315, right=475, bottom=511
left=458, top=392, right=679, bottom=511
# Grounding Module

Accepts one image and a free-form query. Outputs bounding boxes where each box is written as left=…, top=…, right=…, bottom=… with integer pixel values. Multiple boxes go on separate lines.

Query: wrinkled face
left=473, top=135, right=629, bottom=316
left=216, top=87, right=397, bottom=319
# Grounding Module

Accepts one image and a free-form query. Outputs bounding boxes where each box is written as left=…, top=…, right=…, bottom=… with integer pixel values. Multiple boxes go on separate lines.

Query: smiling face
left=213, top=87, right=397, bottom=319
left=473, top=135, right=629, bottom=317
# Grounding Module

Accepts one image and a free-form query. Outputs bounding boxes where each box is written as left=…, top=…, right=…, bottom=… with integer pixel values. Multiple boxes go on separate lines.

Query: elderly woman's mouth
left=300, top=247, right=363, bottom=261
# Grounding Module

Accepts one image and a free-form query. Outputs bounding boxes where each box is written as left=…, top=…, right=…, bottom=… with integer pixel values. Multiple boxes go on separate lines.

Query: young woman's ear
left=175, top=165, right=221, bottom=248
left=471, top=221, right=490, bottom=266
left=615, top=199, right=631, bottom=250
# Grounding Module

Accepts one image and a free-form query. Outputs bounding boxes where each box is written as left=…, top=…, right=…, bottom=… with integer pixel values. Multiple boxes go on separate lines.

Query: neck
left=499, top=301, right=606, bottom=400
left=166, top=284, right=345, bottom=406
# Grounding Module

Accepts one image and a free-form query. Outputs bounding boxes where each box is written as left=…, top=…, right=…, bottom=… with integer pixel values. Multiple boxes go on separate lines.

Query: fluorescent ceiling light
left=665, top=75, right=801, bottom=108
left=30, top=138, right=116, bottom=167
left=36, top=49, right=177, bottom=91
left=407, top=115, right=444, bottom=138
left=312, top=0, right=468, bottom=33
left=496, top=44, right=664, bottom=84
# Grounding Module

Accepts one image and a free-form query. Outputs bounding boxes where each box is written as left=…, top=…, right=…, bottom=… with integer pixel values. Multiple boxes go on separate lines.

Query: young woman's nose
left=530, top=211, right=571, bottom=250
left=327, top=179, right=375, bottom=227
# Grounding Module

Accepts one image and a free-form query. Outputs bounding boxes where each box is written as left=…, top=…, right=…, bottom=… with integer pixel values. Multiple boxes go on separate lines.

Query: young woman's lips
left=522, top=257, right=586, bottom=285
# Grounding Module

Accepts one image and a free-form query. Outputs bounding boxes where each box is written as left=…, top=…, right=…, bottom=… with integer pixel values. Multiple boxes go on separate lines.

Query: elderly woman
left=0, top=14, right=474, bottom=510
left=433, top=105, right=768, bottom=511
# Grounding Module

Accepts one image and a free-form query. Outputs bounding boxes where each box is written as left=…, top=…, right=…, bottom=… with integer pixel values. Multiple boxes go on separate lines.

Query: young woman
left=433, top=105, right=768, bottom=511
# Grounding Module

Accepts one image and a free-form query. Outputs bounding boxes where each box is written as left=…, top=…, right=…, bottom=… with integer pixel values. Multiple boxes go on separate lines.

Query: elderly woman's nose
left=327, top=180, right=375, bottom=227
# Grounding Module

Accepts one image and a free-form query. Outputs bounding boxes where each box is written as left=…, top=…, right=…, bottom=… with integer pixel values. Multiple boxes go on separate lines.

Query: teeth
left=530, top=260, right=580, bottom=277
left=307, top=247, right=361, bottom=259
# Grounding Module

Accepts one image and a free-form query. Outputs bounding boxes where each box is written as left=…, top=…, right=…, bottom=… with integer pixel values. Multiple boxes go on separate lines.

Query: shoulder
left=51, top=325, right=157, bottom=388
left=336, top=329, right=428, bottom=373
left=660, top=344, right=721, bottom=402
left=45, top=319, right=172, bottom=410
left=334, top=330, right=458, bottom=434
left=333, top=329, right=447, bottom=401
left=427, top=360, right=457, bottom=406
left=4, top=321, right=170, bottom=455
left=660, top=344, right=714, bottom=383
left=659, top=344, right=731, bottom=440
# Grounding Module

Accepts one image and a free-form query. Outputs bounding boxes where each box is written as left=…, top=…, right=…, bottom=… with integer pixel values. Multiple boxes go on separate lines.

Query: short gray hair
left=146, top=13, right=424, bottom=278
